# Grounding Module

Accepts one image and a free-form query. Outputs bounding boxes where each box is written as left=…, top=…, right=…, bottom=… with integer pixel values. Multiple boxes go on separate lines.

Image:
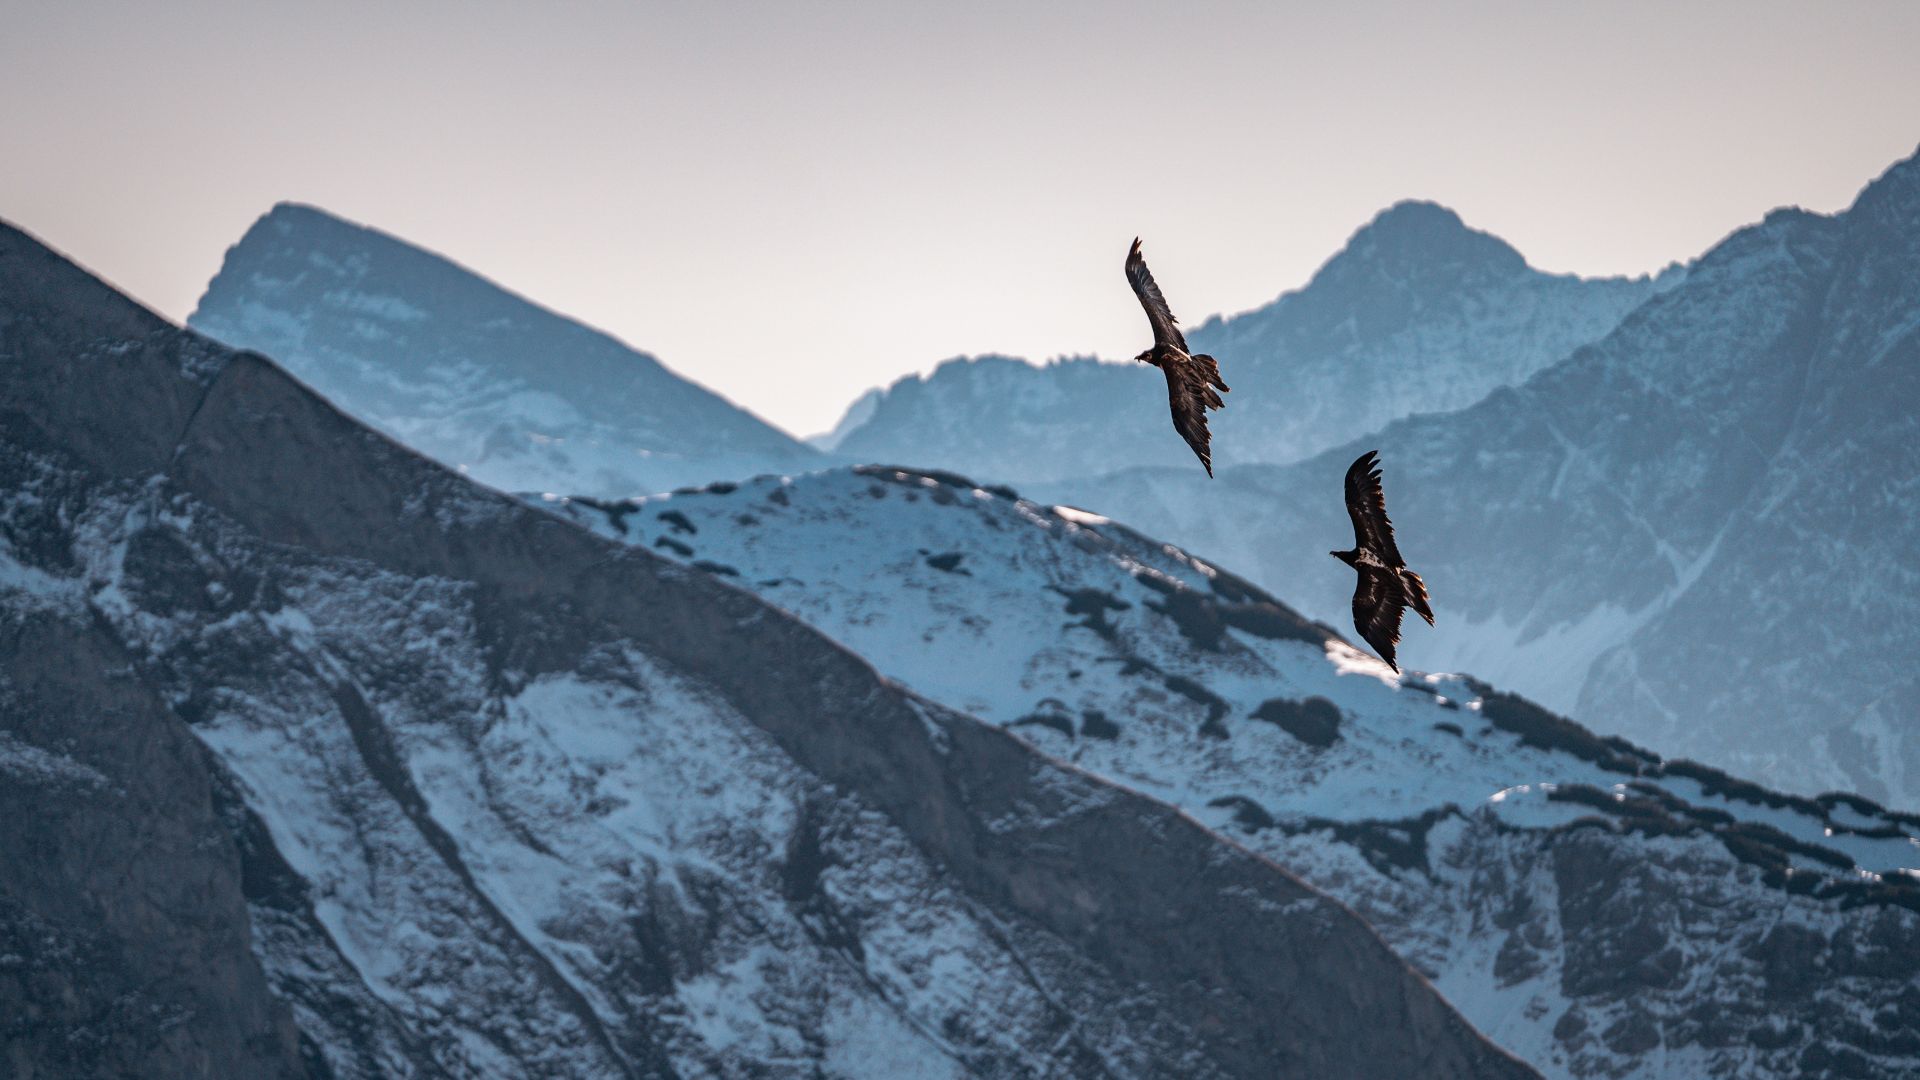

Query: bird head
left=1330, top=549, right=1354, bottom=565
left=1134, top=349, right=1154, bottom=364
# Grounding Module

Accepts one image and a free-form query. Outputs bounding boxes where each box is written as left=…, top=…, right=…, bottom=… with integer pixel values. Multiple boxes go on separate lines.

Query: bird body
left=1332, top=450, right=1433, bottom=671
left=1126, top=238, right=1229, bottom=475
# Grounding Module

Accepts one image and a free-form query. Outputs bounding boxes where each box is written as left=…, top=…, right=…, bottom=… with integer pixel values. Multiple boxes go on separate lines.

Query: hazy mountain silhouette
left=190, top=203, right=820, bottom=497
left=825, top=202, right=1675, bottom=481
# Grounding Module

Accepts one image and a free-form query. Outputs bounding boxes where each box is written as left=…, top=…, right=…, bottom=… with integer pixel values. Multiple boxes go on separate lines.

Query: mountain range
left=10, top=142, right=1920, bottom=1078
left=1027, top=146, right=1920, bottom=811
left=820, top=202, right=1676, bottom=480
left=1, top=220, right=1531, bottom=1077
left=189, top=203, right=821, bottom=498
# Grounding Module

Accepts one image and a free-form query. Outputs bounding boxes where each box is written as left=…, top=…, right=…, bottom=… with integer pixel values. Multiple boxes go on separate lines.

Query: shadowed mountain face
left=0, top=223, right=1533, bottom=1078
left=549, top=465, right=1920, bottom=1080
left=188, top=203, right=819, bottom=498
left=820, top=203, right=1673, bottom=479
left=1030, top=147, right=1920, bottom=811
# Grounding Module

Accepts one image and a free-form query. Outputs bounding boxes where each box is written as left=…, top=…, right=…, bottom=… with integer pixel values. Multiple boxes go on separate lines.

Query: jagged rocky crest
left=1, top=222, right=1531, bottom=1077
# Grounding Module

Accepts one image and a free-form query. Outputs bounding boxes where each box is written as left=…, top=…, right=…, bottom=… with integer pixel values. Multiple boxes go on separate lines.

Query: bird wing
left=1344, top=450, right=1405, bottom=566
left=1351, top=565, right=1407, bottom=672
left=1161, top=355, right=1225, bottom=476
left=1126, top=238, right=1188, bottom=352
left=1403, top=567, right=1435, bottom=626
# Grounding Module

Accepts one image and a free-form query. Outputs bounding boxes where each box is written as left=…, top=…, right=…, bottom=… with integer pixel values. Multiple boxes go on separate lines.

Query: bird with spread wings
left=1330, top=450, right=1434, bottom=672
left=1126, top=238, right=1229, bottom=475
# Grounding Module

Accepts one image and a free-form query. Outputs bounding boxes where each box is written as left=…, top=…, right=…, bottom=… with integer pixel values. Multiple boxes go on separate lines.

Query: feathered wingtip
left=1191, top=353, right=1229, bottom=395
left=1346, top=449, right=1382, bottom=488
left=1403, top=569, right=1435, bottom=626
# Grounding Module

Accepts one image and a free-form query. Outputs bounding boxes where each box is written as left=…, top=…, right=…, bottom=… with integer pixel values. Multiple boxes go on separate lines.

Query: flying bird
left=1126, top=238, right=1229, bottom=475
left=1330, top=450, right=1433, bottom=672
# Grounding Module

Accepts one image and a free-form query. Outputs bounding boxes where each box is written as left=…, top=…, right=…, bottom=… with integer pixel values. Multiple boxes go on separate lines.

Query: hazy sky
left=6, top=1, right=1918, bottom=435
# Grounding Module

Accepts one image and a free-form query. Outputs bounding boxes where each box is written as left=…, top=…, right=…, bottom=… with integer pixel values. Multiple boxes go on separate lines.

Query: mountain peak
left=207, top=202, right=474, bottom=300
left=1361, top=198, right=1470, bottom=235
left=238, top=201, right=394, bottom=256
left=188, top=205, right=817, bottom=496
left=1844, top=141, right=1920, bottom=223
left=262, top=199, right=347, bottom=224
left=1330, top=199, right=1528, bottom=279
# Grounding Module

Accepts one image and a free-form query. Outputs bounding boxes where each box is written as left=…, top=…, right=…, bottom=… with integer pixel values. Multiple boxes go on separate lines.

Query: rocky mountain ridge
left=547, top=463, right=1920, bottom=1079
left=1, top=219, right=1530, bottom=1077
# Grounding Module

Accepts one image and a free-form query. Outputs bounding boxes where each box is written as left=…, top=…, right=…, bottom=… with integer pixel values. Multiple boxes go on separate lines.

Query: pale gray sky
left=5, top=1, right=1918, bottom=435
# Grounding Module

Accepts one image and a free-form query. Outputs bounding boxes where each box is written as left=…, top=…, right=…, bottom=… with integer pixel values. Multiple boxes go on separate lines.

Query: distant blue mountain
left=824, top=202, right=1675, bottom=480
left=190, top=204, right=819, bottom=497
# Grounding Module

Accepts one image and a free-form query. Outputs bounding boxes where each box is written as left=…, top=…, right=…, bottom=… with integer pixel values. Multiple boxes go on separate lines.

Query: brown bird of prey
left=1126, top=238, right=1229, bottom=475
left=1331, top=450, right=1433, bottom=672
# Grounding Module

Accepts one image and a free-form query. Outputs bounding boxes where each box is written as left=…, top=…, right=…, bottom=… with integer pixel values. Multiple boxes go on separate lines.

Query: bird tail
left=1191, top=353, right=1228, bottom=407
left=1401, top=569, right=1435, bottom=626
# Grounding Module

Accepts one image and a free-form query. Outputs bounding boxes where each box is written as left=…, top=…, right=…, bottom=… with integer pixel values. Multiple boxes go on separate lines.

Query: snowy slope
left=1029, top=146, right=1920, bottom=811
left=188, top=203, right=819, bottom=497
left=825, top=203, right=1673, bottom=481
left=546, top=465, right=1920, bottom=1080
left=1, top=219, right=1532, bottom=1078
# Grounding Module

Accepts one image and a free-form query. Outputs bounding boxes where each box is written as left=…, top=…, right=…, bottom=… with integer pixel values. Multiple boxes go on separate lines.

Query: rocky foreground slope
left=549, top=465, right=1920, bottom=1079
left=0, top=224, right=1531, bottom=1076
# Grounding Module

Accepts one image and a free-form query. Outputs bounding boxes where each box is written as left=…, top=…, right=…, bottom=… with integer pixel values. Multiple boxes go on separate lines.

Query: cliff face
left=0, top=220, right=1533, bottom=1077
left=0, top=609, right=308, bottom=1079
left=0, top=226, right=307, bottom=1080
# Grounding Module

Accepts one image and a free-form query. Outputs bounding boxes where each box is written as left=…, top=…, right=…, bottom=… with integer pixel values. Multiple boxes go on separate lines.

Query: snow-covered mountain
left=546, top=465, right=1920, bottom=1080
left=0, top=222, right=1535, bottom=1077
left=188, top=203, right=819, bottom=498
left=1027, top=146, right=1920, bottom=811
left=824, top=203, right=1674, bottom=481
